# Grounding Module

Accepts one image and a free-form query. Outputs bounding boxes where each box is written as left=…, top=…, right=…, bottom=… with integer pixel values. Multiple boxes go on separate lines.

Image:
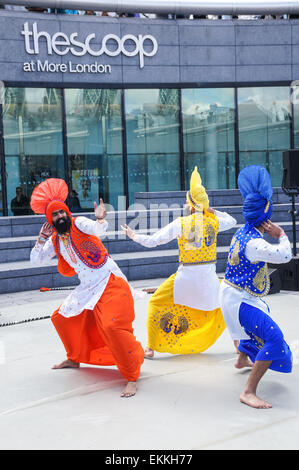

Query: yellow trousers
left=147, top=274, right=226, bottom=354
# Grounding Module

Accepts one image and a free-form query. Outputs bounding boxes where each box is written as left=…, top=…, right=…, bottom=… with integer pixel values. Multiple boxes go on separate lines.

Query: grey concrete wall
left=0, top=11, right=298, bottom=85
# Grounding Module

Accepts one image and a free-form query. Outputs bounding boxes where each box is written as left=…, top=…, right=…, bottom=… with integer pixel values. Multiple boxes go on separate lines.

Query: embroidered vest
left=177, top=211, right=219, bottom=264
left=51, top=217, right=108, bottom=277
left=224, top=225, right=270, bottom=297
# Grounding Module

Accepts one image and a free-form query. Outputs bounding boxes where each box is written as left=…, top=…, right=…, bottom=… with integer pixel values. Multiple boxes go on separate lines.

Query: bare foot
left=144, top=347, right=154, bottom=359
left=121, top=381, right=137, bottom=398
left=235, top=353, right=253, bottom=369
left=52, top=359, right=80, bottom=369
left=240, top=391, right=272, bottom=409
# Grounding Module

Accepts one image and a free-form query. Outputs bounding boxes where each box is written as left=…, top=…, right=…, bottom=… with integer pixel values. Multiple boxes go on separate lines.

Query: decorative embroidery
left=252, top=264, right=270, bottom=294
left=70, top=233, right=108, bottom=269
left=205, top=222, right=216, bottom=247
left=228, top=238, right=240, bottom=266
left=264, top=201, right=270, bottom=213
left=59, top=233, right=77, bottom=264
left=80, top=240, right=104, bottom=263
left=178, top=213, right=219, bottom=264
left=225, top=226, right=270, bottom=297
left=159, top=312, right=189, bottom=336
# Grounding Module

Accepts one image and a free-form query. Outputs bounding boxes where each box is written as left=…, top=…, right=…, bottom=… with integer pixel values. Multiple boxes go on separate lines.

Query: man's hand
left=207, top=207, right=215, bottom=214
left=39, top=222, right=53, bottom=242
left=261, top=220, right=285, bottom=239
left=94, top=198, right=106, bottom=220
left=121, top=224, right=135, bottom=240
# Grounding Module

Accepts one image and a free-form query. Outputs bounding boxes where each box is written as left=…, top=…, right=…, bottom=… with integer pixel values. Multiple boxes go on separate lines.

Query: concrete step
left=0, top=208, right=183, bottom=238
left=0, top=201, right=296, bottom=240
left=0, top=246, right=233, bottom=294
left=135, top=187, right=294, bottom=209
left=0, top=186, right=297, bottom=293
left=1, top=237, right=298, bottom=294
left=216, top=203, right=297, bottom=224
left=0, top=220, right=298, bottom=264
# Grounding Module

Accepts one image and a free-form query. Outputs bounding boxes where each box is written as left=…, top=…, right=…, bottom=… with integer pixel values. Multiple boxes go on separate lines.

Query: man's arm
left=214, top=209, right=237, bottom=232
left=121, top=218, right=182, bottom=248
left=246, top=222, right=292, bottom=264
left=74, top=216, right=108, bottom=237
left=74, top=199, right=108, bottom=237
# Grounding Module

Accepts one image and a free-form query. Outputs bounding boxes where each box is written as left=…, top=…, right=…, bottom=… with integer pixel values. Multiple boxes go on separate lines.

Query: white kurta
left=133, top=210, right=237, bottom=311
left=219, top=230, right=292, bottom=340
left=30, top=217, right=131, bottom=318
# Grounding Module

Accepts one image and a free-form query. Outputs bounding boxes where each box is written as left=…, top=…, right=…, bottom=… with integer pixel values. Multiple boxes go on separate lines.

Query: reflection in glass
left=65, top=89, right=123, bottom=211
left=182, top=88, right=236, bottom=190
left=125, top=89, right=181, bottom=204
left=0, top=180, right=2, bottom=216
left=238, top=87, right=291, bottom=187
left=3, top=87, right=64, bottom=215
left=292, top=85, right=299, bottom=151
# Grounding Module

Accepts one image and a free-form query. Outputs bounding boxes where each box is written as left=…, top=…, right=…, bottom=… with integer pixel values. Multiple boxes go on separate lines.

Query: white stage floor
left=0, top=281, right=299, bottom=450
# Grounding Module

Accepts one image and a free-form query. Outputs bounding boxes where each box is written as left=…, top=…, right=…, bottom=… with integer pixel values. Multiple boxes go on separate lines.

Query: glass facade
left=238, top=87, right=291, bottom=187
left=0, top=84, right=295, bottom=216
left=125, top=89, right=181, bottom=205
left=182, top=88, right=236, bottom=190
left=65, top=89, right=123, bottom=211
left=293, top=84, right=299, bottom=150
left=3, top=87, right=64, bottom=216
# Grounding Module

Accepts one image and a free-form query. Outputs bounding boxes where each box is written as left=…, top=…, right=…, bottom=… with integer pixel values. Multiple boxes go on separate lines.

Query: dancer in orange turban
left=30, top=179, right=144, bottom=397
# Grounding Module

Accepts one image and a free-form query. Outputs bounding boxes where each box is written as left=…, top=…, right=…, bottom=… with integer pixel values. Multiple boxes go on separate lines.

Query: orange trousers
left=51, top=274, right=144, bottom=382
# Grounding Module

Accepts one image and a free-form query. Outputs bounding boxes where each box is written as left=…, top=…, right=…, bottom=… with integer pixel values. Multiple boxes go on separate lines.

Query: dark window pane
left=65, top=89, right=124, bottom=211
left=3, top=87, right=64, bottom=216
left=238, top=87, right=291, bottom=184
left=182, top=88, right=236, bottom=190
left=125, top=89, right=181, bottom=205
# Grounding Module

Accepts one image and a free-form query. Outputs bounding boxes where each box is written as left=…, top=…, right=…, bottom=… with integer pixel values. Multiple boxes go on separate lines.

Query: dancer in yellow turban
left=122, top=167, right=237, bottom=358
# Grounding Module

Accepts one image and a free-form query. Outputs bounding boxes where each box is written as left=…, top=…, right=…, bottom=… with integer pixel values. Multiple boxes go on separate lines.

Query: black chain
left=0, top=315, right=50, bottom=328
left=0, top=287, right=76, bottom=327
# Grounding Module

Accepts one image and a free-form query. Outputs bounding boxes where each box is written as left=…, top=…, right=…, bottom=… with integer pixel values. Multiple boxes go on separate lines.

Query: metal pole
left=0, top=102, right=8, bottom=217
left=282, top=167, right=298, bottom=258
left=291, top=193, right=297, bottom=257
left=3, top=0, right=299, bottom=16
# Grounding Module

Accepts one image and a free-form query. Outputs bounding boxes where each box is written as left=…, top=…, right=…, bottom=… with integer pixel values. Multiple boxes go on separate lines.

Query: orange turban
left=30, top=179, right=71, bottom=224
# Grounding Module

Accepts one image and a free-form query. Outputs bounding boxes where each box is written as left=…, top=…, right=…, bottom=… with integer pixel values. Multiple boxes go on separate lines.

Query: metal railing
left=2, top=0, right=299, bottom=16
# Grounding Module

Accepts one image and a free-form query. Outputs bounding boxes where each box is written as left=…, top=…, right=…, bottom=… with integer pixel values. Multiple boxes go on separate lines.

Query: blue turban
left=238, top=165, right=273, bottom=228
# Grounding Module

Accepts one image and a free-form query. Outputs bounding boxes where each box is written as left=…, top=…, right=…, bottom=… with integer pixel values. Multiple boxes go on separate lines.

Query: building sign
left=21, top=22, right=158, bottom=74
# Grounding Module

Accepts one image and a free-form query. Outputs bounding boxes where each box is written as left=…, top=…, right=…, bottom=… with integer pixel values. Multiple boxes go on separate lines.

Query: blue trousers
left=238, top=302, right=292, bottom=373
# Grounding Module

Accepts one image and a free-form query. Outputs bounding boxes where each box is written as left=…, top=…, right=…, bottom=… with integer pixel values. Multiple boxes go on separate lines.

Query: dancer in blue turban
left=219, top=165, right=293, bottom=409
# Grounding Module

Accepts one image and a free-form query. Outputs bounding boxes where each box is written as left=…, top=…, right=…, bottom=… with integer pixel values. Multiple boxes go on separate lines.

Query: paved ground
left=0, top=280, right=299, bottom=450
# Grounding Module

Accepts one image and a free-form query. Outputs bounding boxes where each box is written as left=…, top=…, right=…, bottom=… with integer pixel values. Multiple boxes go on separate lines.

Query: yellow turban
left=186, top=166, right=209, bottom=210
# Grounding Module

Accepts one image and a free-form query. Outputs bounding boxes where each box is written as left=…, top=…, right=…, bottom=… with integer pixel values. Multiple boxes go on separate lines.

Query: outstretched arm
left=121, top=218, right=182, bottom=248
left=214, top=209, right=237, bottom=232
left=74, top=199, right=108, bottom=237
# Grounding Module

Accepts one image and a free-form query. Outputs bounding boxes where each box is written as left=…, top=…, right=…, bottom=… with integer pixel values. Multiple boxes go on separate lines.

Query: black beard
left=53, top=215, right=72, bottom=234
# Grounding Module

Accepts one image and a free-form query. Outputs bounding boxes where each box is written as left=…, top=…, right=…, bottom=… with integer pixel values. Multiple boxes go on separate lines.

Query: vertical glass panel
left=238, top=86, right=291, bottom=186
left=65, top=89, right=123, bottom=211
left=182, top=88, right=236, bottom=190
left=3, top=87, right=64, bottom=216
left=0, top=179, right=2, bottom=217
left=292, top=84, right=299, bottom=150
left=125, top=89, right=181, bottom=205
